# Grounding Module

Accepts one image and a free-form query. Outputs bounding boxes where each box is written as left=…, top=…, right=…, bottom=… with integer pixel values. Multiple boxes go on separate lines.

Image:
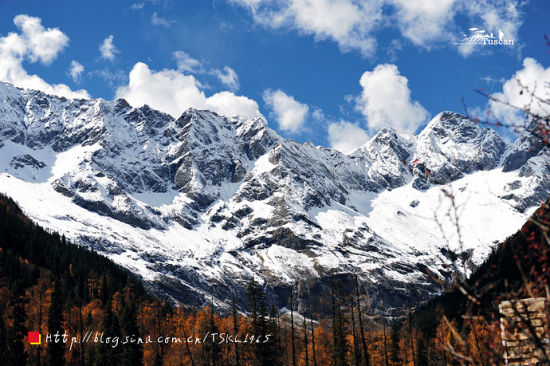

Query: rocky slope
left=0, top=81, right=548, bottom=314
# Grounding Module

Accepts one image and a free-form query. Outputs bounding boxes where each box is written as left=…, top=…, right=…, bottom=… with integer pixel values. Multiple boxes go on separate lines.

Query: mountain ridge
left=0, top=81, right=548, bottom=314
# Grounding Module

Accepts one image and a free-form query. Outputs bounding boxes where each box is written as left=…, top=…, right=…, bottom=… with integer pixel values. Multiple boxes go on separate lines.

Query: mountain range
left=0, top=81, right=548, bottom=315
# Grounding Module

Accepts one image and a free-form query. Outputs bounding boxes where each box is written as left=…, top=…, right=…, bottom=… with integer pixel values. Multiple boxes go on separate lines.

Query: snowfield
left=0, top=81, right=547, bottom=313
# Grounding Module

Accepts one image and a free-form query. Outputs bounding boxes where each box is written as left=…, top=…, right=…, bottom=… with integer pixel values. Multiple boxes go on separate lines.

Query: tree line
left=1, top=190, right=549, bottom=365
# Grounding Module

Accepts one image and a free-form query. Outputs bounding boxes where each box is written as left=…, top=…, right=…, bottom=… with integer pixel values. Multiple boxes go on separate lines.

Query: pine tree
left=303, top=312, right=309, bottom=366
left=349, top=305, right=361, bottom=366
left=47, top=279, right=65, bottom=366
left=331, top=290, right=348, bottom=366
left=382, top=317, right=389, bottom=366
left=0, top=311, right=6, bottom=366
left=390, top=322, right=401, bottom=365
left=207, top=293, right=221, bottom=366
left=94, top=299, right=121, bottom=366
left=355, top=277, right=370, bottom=366
left=247, top=278, right=271, bottom=366
left=6, top=281, right=28, bottom=366
left=310, top=316, right=317, bottom=366
left=415, top=333, right=429, bottom=366
left=265, top=305, right=282, bottom=366
left=289, top=288, right=297, bottom=366
left=407, top=307, right=417, bottom=366
left=119, top=297, right=142, bottom=366
left=232, top=293, right=240, bottom=366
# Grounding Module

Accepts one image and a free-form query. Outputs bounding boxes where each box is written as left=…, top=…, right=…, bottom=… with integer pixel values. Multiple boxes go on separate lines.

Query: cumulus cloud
left=328, top=120, right=370, bottom=154
left=151, top=12, right=171, bottom=27
left=489, top=58, right=550, bottom=124
left=206, top=91, right=260, bottom=117
left=174, top=51, right=203, bottom=73
left=357, top=63, right=428, bottom=133
left=392, top=0, right=456, bottom=46
left=232, top=0, right=382, bottom=57
left=69, top=61, right=84, bottom=82
left=12, top=14, right=69, bottom=65
left=100, top=35, right=119, bottom=61
left=230, top=0, right=525, bottom=57
left=211, top=66, right=240, bottom=91
left=115, top=62, right=260, bottom=118
left=263, top=89, right=309, bottom=133
left=0, top=15, right=88, bottom=99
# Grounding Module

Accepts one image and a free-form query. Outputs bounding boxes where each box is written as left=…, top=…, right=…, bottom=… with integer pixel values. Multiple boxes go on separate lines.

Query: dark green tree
left=94, top=299, right=121, bottom=366
left=47, top=279, right=65, bottom=366
left=265, top=305, right=282, bottom=366
left=6, top=282, right=28, bottom=366
left=247, top=278, right=276, bottom=366
left=390, top=322, right=401, bottom=365
left=232, top=292, right=240, bottom=366
left=119, top=297, right=142, bottom=366
left=331, top=290, right=348, bottom=366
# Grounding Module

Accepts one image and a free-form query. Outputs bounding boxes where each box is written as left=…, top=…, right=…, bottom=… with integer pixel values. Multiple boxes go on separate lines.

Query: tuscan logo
left=28, top=332, right=41, bottom=345
left=458, top=27, right=515, bottom=46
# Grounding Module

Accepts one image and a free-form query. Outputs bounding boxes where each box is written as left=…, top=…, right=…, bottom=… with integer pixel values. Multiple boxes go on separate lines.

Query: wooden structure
left=499, top=297, right=549, bottom=365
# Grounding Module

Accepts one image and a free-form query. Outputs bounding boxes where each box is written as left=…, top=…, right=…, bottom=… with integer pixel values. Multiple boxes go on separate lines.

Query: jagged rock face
left=0, top=81, right=548, bottom=315
left=415, top=111, right=507, bottom=185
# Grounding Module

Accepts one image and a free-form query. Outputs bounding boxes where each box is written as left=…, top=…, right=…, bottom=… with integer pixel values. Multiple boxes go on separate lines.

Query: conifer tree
left=289, top=287, right=297, bottom=366
left=303, top=312, right=309, bottom=366
left=232, top=292, right=240, bottom=366
left=6, top=281, right=28, bottom=366
left=331, top=290, right=348, bottom=366
left=247, top=278, right=271, bottom=365
left=265, top=305, right=282, bottom=366
left=0, top=312, right=6, bottom=366
left=207, top=293, right=221, bottom=366
left=355, top=276, right=370, bottom=366
left=47, top=279, right=65, bottom=366
left=119, top=298, right=142, bottom=366
left=390, top=322, right=401, bottom=365
left=310, top=316, right=317, bottom=366
left=94, top=299, right=121, bottom=366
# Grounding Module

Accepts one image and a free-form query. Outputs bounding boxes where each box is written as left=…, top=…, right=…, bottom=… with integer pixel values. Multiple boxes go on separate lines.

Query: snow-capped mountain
left=0, top=81, right=548, bottom=314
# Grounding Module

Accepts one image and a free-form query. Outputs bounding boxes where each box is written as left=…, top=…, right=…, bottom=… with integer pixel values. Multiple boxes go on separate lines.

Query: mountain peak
left=421, top=111, right=477, bottom=137
left=0, top=82, right=547, bottom=315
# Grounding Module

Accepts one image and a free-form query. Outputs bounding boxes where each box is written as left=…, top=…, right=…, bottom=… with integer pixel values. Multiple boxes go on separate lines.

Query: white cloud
left=357, top=63, right=428, bottom=133
left=174, top=51, right=240, bottom=91
left=457, top=0, right=522, bottom=57
left=263, top=89, right=309, bottom=133
left=232, top=0, right=382, bottom=57
left=328, top=120, right=370, bottom=153
left=174, top=51, right=203, bottom=73
left=392, top=0, right=456, bottom=46
left=130, top=3, right=145, bottom=10
left=211, top=66, right=240, bottom=91
left=68, top=60, right=84, bottom=82
left=174, top=51, right=241, bottom=91
left=0, top=15, right=88, bottom=99
left=151, top=12, right=171, bottom=27
left=100, top=35, right=119, bottom=61
left=206, top=91, right=260, bottom=118
left=13, top=14, right=69, bottom=65
left=115, top=62, right=261, bottom=119
left=489, top=58, right=550, bottom=124
left=230, top=0, right=525, bottom=58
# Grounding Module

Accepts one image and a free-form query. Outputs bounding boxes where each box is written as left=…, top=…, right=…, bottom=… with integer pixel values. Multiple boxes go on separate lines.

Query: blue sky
left=0, top=0, right=549, bottom=152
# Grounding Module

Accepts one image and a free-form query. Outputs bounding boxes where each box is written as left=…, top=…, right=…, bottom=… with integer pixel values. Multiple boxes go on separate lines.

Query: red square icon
left=28, top=332, right=41, bottom=345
